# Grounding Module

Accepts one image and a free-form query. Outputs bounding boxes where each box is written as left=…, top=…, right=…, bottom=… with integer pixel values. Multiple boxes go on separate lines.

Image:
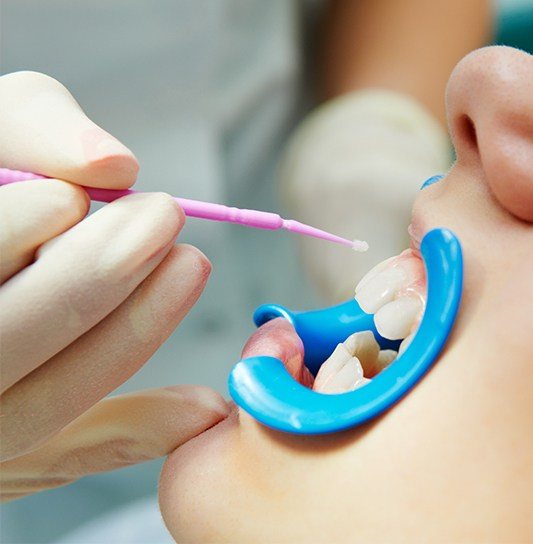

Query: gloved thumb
left=0, top=386, right=229, bottom=502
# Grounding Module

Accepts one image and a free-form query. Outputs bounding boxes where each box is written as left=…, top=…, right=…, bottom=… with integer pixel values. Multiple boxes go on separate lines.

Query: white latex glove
left=0, top=72, right=229, bottom=501
left=280, top=89, right=451, bottom=302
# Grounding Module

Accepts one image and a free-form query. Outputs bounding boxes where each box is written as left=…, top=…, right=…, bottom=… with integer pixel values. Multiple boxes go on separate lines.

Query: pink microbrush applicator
left=0, top=167, right=368, bottom=251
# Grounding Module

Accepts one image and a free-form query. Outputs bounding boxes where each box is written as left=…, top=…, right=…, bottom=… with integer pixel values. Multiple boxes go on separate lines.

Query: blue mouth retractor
left=228, top=227, right=463, bottom=435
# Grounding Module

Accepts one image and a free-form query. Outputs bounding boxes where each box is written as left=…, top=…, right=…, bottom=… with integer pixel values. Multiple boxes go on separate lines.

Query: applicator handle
left=0, top=167, right=364, bottom=248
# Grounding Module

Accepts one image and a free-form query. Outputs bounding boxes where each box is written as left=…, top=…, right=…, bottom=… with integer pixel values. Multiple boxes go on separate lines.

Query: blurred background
left=1, top=0, right=532, bottom=542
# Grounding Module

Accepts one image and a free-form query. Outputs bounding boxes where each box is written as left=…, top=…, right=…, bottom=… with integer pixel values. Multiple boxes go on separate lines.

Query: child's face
left=159, top=47, right=533, bottom=543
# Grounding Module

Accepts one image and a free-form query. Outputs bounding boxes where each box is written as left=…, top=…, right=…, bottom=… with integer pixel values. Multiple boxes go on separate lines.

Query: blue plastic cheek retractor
left=228, top=227, right=463, bottom=435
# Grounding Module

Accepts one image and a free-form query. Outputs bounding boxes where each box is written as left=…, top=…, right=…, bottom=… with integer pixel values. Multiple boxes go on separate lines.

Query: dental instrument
left=229, top=227, right=463, bottom=434
left=0, top=168, right=368, bottom=251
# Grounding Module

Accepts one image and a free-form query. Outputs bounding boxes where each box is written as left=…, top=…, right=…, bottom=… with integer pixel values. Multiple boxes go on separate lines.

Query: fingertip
left=2, top=178, right=90, bottom=224
left=78, top=127, right=140, bottom=189
left=0, top=70, right=61, bottom=90
left=51, top=179, right=91, bottom=219
left=84, top=153, right=139, bottom=189
left=120, top=191, right=185, bottom=250
left=147, top=192, right=186, bottom=243
left=0, top=71, right=139, bottom=190
left=163, top=385, right=230, bottom=421
left=175, top=243, right=212, bottom=282
left=29, top=179, right=91, bottom=235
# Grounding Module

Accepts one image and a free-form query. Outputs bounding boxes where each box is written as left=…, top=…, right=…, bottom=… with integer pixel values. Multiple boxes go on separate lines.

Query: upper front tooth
left=374, top=297, right=423, bottom=340
left=355, top=266, right=406, bottom=313
left=355, top=253, right=426, bottom=316
left=355, top=256, right=397, bottom=293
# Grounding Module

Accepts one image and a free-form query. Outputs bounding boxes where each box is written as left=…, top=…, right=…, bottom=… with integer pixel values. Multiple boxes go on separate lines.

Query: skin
left=0, top=72, right=229, bottom=501
left=159, top=47, right=533, bottom=543
left=321, top=0, right=492, bottom=126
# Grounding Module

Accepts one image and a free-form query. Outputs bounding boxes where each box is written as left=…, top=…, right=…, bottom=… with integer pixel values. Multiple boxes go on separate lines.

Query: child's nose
left=445, top=46, right=533, bottom=221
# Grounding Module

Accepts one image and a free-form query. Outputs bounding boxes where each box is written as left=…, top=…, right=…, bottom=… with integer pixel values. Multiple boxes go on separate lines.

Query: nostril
left=459, top=114, right=479, bottom=152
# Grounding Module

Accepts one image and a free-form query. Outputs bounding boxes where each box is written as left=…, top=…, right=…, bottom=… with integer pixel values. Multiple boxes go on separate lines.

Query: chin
left=159, top=409, right=242, bottom=541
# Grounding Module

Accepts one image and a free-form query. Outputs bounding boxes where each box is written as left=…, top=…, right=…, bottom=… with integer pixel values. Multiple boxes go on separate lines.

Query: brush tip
left=352, top=239, right=369, bottom=252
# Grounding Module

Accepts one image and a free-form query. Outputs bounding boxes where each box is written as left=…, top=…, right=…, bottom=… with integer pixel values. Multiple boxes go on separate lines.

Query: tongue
left=241, top=318, right=314, bottom=388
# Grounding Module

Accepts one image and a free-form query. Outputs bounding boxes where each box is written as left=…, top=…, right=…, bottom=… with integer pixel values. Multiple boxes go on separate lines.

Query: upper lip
left=407, top=211, right=426, bottom=252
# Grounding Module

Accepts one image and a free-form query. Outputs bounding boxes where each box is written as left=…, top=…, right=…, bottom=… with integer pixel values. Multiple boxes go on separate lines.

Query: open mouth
left=314, top=245, right=427, bottom=394
left=230, top=224, right=462, bottom=434
left=242, top=242, right=428, bottom=395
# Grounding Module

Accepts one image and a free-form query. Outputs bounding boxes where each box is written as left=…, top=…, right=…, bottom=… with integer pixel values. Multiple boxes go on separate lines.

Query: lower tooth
left=343, top=331, right=380, bottom=375
left=314, top=344, right=364, bottom=394
left=374, top=296, right=422, bottom=340
left=398, top=333, right=415, bottom=355
left=314, top=330, right=403, bottom=394
left=314, top=357, right=365, bottom=394
left=376, top=350, right=397, bottom=371
left=354, top=377, right=370, bottom=390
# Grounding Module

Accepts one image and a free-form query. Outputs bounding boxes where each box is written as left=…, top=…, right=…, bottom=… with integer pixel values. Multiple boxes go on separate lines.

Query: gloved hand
left=280, top=89, right=451, bottom=303
left=0, top=72, right=229, bottom=501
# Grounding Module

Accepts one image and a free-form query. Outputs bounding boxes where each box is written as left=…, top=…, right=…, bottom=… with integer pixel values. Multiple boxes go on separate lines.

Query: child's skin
left=159, top=47, right=533, bottom=543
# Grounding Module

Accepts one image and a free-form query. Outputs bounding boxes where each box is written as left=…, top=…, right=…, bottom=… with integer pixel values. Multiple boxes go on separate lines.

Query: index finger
left=0, top=71, right=138, bottom=189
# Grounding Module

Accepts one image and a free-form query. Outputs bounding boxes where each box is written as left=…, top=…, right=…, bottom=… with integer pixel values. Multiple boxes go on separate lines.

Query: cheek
left=159, top=415, right=239, bottom=540
left=158, top=409, right=351, bottom=541
left=158, top=413, right=290, bottom=541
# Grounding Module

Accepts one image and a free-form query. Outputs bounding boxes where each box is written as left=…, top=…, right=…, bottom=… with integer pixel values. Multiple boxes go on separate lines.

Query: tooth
left=355, top=256, right=397, bottom=293
left=313, top=344, right=354, bottom=391
left=314, top=356, right=365, bottom=394
left=355, top=253, right=426, bottom=315
left=319, top=343, right=352, bottom=371
left=354, top=377, right=370, bottom=390
left=314, top=343, right=364, bottom=394
left=376, top=349, right=397, bottom=371
left=343, top=331, right=380, bottom=375
left=374, top=296, right=422, bottom=340
left=313, top=344, right=351, bottom=392
left=398, top=332, right=415, bottom=355
left=355, top=266, right=406, bottom=313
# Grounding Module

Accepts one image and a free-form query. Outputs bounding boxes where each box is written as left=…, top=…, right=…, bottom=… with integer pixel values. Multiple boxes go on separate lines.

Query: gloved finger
left=0, top=244, right=211, bottom=460
left=0, top=385, right=229, bottom=502
left=0, top=71, right=138, bottom=189
left=0, top=192, right=184, bottom=394
left=279, top=89, right=451, bottom=303
left=0, top=179, right=90, bottom=283
left=241, top=318, right=313, bottom=387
